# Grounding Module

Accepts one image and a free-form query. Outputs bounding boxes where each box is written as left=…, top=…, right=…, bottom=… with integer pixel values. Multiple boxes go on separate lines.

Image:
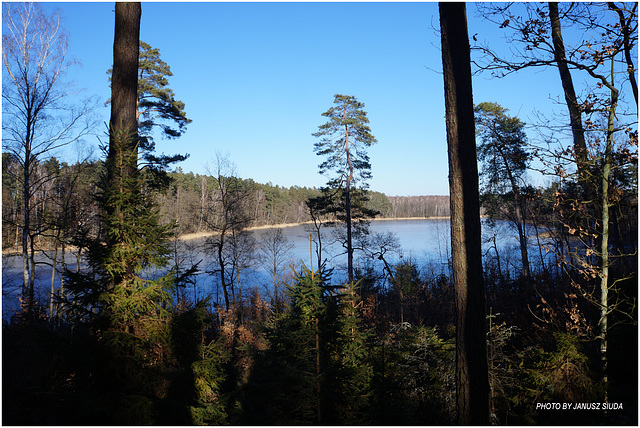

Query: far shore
left=1, top=217, right=452, bottom=253
left=178, top=216, right=450, bottom=242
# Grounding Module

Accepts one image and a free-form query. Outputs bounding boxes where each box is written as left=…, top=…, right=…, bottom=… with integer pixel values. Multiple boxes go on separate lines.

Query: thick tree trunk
left=548, top=2, right=591, bottom=197
left=439, top=2, right=491, bottom=424
left=109, top=2, right=141, bottom=171
left=106, top=2, right=141, bottom=286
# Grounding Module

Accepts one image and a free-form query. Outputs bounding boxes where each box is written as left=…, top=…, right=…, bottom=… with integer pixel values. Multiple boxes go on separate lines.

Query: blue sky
left=35, top=2, right=600, bottom=196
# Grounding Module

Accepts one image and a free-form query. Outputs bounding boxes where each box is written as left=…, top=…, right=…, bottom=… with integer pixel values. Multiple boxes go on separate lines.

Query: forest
left=2, top=2, right=638, bottom=426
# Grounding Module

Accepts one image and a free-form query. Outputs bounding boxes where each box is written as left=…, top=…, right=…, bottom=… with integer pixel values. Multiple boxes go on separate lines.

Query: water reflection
left=2, top=218, right=552, bottom=318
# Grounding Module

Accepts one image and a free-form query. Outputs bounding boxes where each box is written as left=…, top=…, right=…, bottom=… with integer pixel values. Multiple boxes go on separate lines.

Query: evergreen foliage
left=475, top=102, right=529, bottom=194
left=325, top=280, right=374, bottom=424
left=174, top=303, right=230, bottom=424
left=107, top=40, right=191, bottom=188
left=249, top=265, right=330, bottom=424
left=99, top=127, right=175, bottom=328
left=136, top=41, right=191, bottom=143
left=475, top=101, right=533, bottom=278
left=313, top=94, right=378, bottom=282
left=370, top=323, right=455, bottom=424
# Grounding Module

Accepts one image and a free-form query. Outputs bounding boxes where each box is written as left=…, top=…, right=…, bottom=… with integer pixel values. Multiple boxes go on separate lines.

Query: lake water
left=2, top=218, right=550, bottom=318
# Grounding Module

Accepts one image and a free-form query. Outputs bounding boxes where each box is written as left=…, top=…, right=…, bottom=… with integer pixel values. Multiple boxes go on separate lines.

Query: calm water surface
left=2, top=218, right=542, bottom=318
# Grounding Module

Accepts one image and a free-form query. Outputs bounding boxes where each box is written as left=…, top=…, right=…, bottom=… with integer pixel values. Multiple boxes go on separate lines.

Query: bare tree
left=204, top=154, right=254, bottom=310
left=473, top=3, right=637, bottom=200
left=439, top=2, right=490, bottom=424
left=259, top=227, right=294, bottom=316
left=2, top=2, right=96, bottom=314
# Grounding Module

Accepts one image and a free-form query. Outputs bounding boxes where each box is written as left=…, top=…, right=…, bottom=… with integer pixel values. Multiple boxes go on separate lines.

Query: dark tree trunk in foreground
left=106, top=2, right=141, bottom=285
left=109, top=1, right=141, bottom=178
left=439, top=2, right=490, bottom=424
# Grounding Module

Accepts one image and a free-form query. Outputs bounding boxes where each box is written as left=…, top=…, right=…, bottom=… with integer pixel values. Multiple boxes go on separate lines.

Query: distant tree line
left=2, top=156, right=457, bottom=251
left=387, top=195, right=450, bottom=218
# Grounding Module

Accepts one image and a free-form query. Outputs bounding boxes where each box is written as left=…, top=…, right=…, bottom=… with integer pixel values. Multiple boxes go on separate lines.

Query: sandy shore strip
left=2, top=217, right=453, bottom=251
left=179, top=221, right=314, bottom=241
left=178, top=216, right=450, bottom=242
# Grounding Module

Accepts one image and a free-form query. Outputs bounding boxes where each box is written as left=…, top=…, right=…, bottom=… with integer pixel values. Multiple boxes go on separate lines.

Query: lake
left=2, top=218, right=550, bottom=318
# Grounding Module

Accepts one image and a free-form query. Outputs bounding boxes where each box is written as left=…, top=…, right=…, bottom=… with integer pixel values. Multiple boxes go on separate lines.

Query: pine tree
left=170, top=301, right=229, bottom=425
left=136, top=41, right=191, bottom=178
left=100, top=126, right=175, bottom=335
left=439, top=2, right=491, bottom=424
left=475, top=101, right=532, bottom=278
left=313, top=94, right=378, bottom=283
left=66, top=5, right=182, bottom=422
left=107, top=40, right=191, bottom=187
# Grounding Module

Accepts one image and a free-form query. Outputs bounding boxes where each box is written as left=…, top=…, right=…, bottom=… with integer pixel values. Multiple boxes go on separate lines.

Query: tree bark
left=50, top=226, right=60, bottom=319
left=217, top=232, right=231, bottom=311
left=608, top=2, right=638, bottom=107
left=599, top=55, right=619, bottom=404
left=108, top=2, right=141, bottom=183
left=548, top=2, right=591, bottom=197
left=439, top=2, right=491, bottom=424
left=106, top=2, right=141, bottom=286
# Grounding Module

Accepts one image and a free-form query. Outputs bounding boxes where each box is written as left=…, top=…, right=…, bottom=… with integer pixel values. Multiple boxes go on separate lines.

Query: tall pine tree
left=439, top=2, right=490, bottom=424
left=313, top=94, right=378, bottom=283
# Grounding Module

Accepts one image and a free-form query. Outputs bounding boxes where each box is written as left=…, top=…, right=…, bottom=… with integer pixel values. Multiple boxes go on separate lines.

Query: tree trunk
left=548, top=2, right=591, bottom=198
left=60, top=242, right=66, bottom=319
left=50, top=227, right=60, bottom=320
left=218, top=234, right=231, bottom=311
left=345, top=184, right=353, bottom=283
left=345, top=121, right=354, bottom=284
left=109, top=2, right=141, bottom=179
left=599, top=55, right=619, bottom=404
left=439, top=3, right=491, bottom=424
left=608, top=2, right=638, bottom=107
left=495, top=141, right=531, bottom=278
left=106, top=1, right=141, bottom=286
left=512, top=188, right=531, bottom=278
left=22, top=159, right=32, bottom=313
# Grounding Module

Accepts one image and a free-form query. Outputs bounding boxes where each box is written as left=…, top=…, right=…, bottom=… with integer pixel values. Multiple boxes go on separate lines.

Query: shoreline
left=2, top=217, right=453, bottom=251
left=178, top=216, right=450, bottom=242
